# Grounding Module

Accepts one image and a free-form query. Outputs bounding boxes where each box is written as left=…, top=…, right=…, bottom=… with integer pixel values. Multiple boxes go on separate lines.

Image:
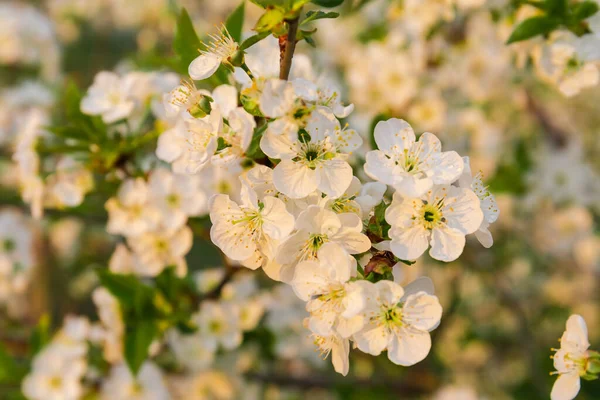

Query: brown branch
left=525, top=91, right=569, bottom=148
left=279, top=17, right=300, bottom=80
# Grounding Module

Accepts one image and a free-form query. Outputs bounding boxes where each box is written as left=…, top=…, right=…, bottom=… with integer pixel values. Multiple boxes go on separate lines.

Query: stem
left=241, top=62, right=254, bottom=80
left=279, top=16, right=300, bottom=80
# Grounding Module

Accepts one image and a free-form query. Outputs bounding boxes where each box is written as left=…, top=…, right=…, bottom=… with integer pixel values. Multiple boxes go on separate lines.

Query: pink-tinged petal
left=318, top=159, right=353, bottom=198
left=551, top=373, right=580, bottom=400
left=389, top=225, right=430, bottom=260
left=429, top=226, right=466, bottom=262
left=387, top=329, right=431, bottom=366
left=189, top=53, right=221, bottom=80
left=373, top=118, right=415, bottom=153
left=273, top=160, right=319, bottom=199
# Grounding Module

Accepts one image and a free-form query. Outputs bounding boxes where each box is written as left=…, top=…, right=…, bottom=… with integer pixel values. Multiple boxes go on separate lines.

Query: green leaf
left=30, top=314, right=51, bottom=356
left=225, top=1, right=246, bottom=43
left=124, top=320, right=157, bottom=376
left=254, top=7, right=286, bottom=33
left=97, top=270, right=153, bottom=312
left=573, top=1, right=600, bottom=20
left=246, top=124, right=268, bottom=159
left=173, top=8, right=202, bottom=70
left=311, top=0, right=344, bottom=7
left=506, top=16, right=559, bottom=44
left=301, top=10, right=339, bottom=25
left=240, top=31, right=270, bottom=50
left=250, top=0, right=285, bottom=7
left=545, top=0, right=568, bottom=16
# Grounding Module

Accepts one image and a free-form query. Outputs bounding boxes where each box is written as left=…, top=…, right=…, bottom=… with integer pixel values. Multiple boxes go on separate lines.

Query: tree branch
left=279, top=17, right=300, bottom=80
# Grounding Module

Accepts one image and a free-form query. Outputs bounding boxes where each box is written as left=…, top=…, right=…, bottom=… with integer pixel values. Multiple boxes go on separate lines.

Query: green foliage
left=173, top=8, right=202, bottom=73
left=301, top=10, right=339, bottom=26
left=507, top=0, right=599, bottom=44
left=246, top=123, right=268, bottom=160
left=255, top=7, right=286, bottom=33
left=311, top=0, right=345, bottom=7
left=368, top=201, right=391, bottom=241
left=29, top=314, right=51, bottom=356
left=225, top=1, right=246, bottom=43
left=98, top=268, right=200, bottom=375
left=507, top=16, right=560, bottom=44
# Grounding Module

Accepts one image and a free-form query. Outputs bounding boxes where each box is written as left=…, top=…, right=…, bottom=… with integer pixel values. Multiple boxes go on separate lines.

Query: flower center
left=299, top=233, right=328, bottom=260
left=420, top=203, right=444, bottom=229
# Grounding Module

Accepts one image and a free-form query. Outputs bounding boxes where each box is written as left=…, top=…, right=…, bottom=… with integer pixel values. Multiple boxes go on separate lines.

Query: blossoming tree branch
left=3, top=0, right=600, bottom=399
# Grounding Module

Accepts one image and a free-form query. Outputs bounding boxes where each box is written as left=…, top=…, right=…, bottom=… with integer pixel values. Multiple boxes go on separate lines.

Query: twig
left=279, top=17, right=300, bottom=80
left=525, top=91, right=569, bottom=148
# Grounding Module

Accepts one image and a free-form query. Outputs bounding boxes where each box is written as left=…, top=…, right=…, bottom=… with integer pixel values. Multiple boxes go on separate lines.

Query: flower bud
left=229, top=49, right=245, bottom=67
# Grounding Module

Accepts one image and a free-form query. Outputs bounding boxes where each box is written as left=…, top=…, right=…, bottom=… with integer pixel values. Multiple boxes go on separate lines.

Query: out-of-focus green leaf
left=545, top=0, right=568, bottom=16
left=225, top=1, right=246, bottom=43
left=124, top=320, right=157, bottom=376
left=573, top=1, right=600, bottom=20
left=301, top=10, right=339, bottom=25
left=97, top=270, right=153, bottom=311
left=506, top=16, right=559, bottom=44
left=173, top=8, right=202, bottom=71
left=30, top=314, right=51, bottom=356
left=311, top=0, right=344, bottom=7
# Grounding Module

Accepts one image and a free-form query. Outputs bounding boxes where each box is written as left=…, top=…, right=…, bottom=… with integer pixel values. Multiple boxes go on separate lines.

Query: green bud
left=586, top=358, right=600, bottom=375
left=241, top=93, right=263, bottom=117
left=199, top=96, right=213, bottom=114
left=229, top=50, right=245, bottom=67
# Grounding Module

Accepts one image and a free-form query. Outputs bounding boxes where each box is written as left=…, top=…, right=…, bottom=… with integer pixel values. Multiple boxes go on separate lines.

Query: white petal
left=364, top=150, right=396, bottom=185
left=189, top=53, right=221, bottom=80
left=354, top=323, right=390, bottom=356
left=331, top=338, right=350, bottom=376
left=402, top=292, right=443, bottom=331
left=429, top=226, right=465, bottom=262
left=373, top=118, right=415, bottom=153
left=212, top=84, right=238, bottom=116
left=551, top=373, right=581, bottom=400
left=261, top=196, right=295, bottom=240
left=318, top=159, right=353, bottom=198
left=389, top=225, right=430, bottom=260
left=387, top=329, right=431, bottom=366
left=273, top=160, right=319, bottom=199
left=431, top=150, right=464, bottom=185
left=317, top=242, right=355, bottom=283
left=291, top=260, right=328, bottom=301
left=393, top=174, right=433, bottom=198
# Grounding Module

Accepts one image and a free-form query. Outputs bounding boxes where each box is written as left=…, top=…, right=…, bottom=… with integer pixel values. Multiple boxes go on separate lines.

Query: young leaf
left=311, top=0, right=344, bottom=7
left=573, top=1, right=600, bottom=20
left=173, top=8, right=202, bottom=70
left=246, top=124, right=268, bottom=159
left=97, top=270, right=151, bottom=310
left=240, top=31, right=271, bottom=50
left=124, top=320, right=157, bottom=376
left=301, top=10, right=339, bottom=25
left=225, top=1, right=246, bottom=43
left=254, top=7, right=286, bottom=32
left=545, top=0, right=568, bottom=16
left=506, top=16, right=559, bottom=44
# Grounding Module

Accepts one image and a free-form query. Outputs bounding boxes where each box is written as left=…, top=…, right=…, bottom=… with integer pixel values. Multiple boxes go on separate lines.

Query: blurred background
left=1, top=0, right=599, bottom=399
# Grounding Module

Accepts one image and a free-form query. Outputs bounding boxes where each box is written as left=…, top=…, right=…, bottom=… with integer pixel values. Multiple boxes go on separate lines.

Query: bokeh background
left=1, top=0, right=599, bottom=399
